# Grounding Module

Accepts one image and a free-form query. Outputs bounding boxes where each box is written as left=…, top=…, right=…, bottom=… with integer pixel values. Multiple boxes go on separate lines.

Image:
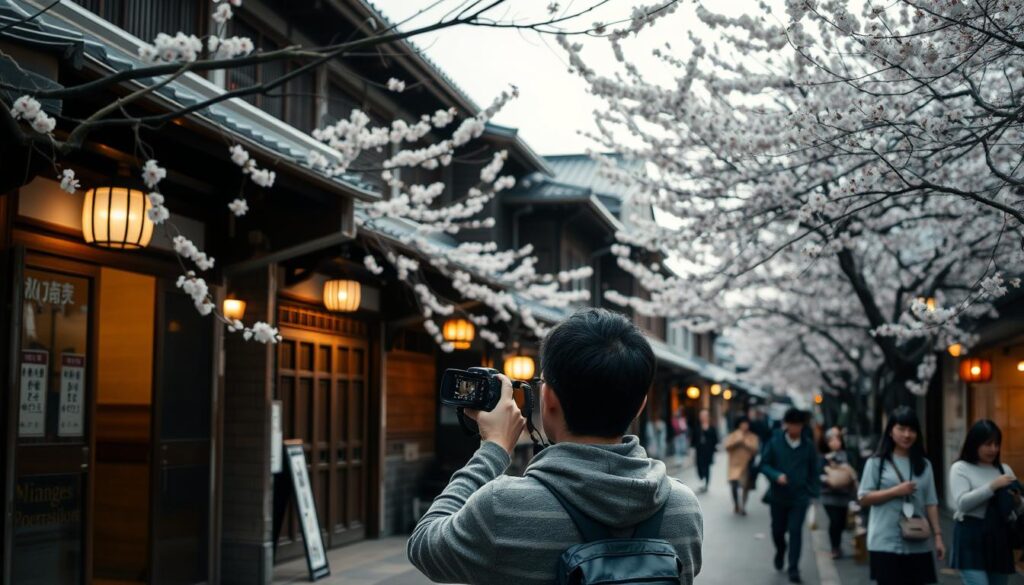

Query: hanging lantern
left=947, top=343, right=963, bottom=358
left=222, top=298, right=246, bottom=321
left=504, top=355, right=536, bottom=380
left=443, top=318, right=475, bottom=350
left=685, top=386, right=701, bottom=400
left=917, top=296, right=936, bottom=311
left=82, top=186, right=154, bottom=249
left=323, top=279, right=361, bottom=312
left=1017, top=361, right=1024, bottom=373
left=710, top=383, right=722, bottom=396
left=959, top=357, right=992, bottom=383
left=722, top=389, right=734, bottom=401
left=814, top=394, right=824, bottom=405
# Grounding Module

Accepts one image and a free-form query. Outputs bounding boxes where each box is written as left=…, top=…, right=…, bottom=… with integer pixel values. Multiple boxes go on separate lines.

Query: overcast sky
left=370, top=1, right=739, bottom=155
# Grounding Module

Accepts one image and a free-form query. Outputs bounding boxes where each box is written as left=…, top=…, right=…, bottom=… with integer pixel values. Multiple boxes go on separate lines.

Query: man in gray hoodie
left=408, top=308, right=703, bottom=584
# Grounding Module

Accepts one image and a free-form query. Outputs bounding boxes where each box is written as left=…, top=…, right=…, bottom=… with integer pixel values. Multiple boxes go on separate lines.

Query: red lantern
left=959, top=358, right=992, bottom=383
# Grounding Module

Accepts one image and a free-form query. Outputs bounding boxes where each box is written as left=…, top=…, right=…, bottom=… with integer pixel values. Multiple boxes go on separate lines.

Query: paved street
left=274, top=455, right=830, bottom=584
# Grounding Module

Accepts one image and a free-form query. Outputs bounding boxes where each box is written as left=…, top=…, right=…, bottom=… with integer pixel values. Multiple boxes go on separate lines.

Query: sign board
left=270, top=401, right=283, bottom=474
left=19, top=350, right=48, bottom=437
left=283, top=440, right=329, bottom=581
left=58, top=354, right=85, bottom=437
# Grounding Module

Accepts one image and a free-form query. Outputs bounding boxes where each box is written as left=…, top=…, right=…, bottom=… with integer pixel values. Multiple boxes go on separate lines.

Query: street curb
left=811, top=517, right=842, bottom=585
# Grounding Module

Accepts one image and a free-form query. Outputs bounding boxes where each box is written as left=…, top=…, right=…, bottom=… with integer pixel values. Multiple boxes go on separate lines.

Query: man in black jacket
left=759, top=408, right=820, bottom=584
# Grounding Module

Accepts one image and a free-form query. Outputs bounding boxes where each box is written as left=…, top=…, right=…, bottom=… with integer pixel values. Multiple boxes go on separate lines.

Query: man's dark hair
left=540, top=308, right=656, bottom=437
left=783, top=408, right=807, bottom=425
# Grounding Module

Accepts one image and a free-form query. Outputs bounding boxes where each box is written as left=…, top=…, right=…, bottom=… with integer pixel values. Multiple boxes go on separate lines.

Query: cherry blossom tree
left=561, top=0, right=1024, bottom=408
left=1, top=0, right=676, bottom=348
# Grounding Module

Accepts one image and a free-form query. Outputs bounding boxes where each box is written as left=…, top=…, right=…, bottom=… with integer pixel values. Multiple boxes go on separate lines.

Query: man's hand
left=465, top=374, right=526, bottom=456
left=776, top=474, right=788, bottom=486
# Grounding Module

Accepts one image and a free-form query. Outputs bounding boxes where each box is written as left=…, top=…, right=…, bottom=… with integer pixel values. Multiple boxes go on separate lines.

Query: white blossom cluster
left=561, top=0, right=1024, bottom=398
left=10, top=95, right=56, bottom=135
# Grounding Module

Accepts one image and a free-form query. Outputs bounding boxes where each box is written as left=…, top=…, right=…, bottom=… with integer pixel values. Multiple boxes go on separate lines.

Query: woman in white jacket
left=949, top=420, right=1024, bottom=585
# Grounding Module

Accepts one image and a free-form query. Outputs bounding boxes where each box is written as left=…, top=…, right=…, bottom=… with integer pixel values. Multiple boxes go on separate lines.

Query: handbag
left=824, top=464, right=856, bottom=491
left=889, top=460, right=932, bottom=542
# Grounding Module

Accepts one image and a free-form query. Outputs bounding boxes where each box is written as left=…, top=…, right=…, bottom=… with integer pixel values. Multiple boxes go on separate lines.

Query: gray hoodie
left=408, top=436, right=703, bottom=585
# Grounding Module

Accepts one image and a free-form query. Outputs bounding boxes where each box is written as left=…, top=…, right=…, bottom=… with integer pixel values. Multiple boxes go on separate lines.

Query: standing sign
left=270, top=401, right=283, bottom=474
left=19, top=350, right=48, bottom=437
left=58, top=354, right=86, bottom=437
left=283, top=440, right=330, bottom=581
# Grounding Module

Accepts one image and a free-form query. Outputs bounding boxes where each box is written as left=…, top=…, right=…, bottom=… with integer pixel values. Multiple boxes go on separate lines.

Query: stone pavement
left=272, top=453, right=1023, bottom=584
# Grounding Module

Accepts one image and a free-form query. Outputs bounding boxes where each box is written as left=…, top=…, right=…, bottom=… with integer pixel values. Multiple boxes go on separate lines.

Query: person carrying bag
left=857, top=407, right=944, bottom=585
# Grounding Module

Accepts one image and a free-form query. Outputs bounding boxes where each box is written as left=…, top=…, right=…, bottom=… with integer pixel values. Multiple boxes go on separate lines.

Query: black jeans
left=771, top=501, right=809, bottom=576
left=824, top=504, right=848, bottom=551
left=730, top=480, right=749, bottom=509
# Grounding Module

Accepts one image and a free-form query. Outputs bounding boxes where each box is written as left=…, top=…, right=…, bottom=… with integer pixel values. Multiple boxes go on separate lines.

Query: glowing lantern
left=947, top=343, right=963, bottom=358
left=722, top=389, right=733, bottom=401
left=323, top=279, right=361, bottom=312
left=710, top=383, right=722, bottom=396
left=959, top=358, right=992, bottom=383
left=222, top=298, right=246, bottom=321
left=504, top=355, right=536, bottom=380
left=686, top=386, right=701, bottom=400
left=443, top=318, right=475, bottom=350
left=82, top=187, right=154, bottom=249
left=917, top=296, right=936, bottom=311
left=814, top=394, right=824, bottom=405
left=1018, top=361, right=1024, bottom=373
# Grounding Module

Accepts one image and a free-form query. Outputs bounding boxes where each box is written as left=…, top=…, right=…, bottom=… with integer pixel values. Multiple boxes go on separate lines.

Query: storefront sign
left=284, top=440, right=329, bottom=581
left=19, top=350, right=48, bottom=437
left=58, top=354, right=85, bottom=437
left=24, top=276, right=75, bottom=306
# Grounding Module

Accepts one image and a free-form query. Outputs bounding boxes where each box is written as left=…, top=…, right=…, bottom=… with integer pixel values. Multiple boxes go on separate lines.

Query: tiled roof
left=1, top=0, right=380, bottom=199
left=545, top=153, right=643, bottom=201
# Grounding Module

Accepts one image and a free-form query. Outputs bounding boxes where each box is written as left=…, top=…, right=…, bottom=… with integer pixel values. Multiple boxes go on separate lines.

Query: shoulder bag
left=889, top=459, right=932, bottom=542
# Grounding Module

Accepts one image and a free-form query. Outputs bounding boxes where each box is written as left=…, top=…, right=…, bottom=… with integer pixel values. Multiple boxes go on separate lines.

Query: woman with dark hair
left=725, top=416, right=760, bottom=515
left=949, top=420, right=1024, bottom=585
left=692, top=409, right=718, bottom=493
left=820, top=426, right=858, bottom=559
left=858, top=407, right=945, bottom=585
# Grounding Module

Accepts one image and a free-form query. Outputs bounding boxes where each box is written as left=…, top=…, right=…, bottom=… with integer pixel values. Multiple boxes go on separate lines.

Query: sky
left=369, top=1, right=718, bottom=155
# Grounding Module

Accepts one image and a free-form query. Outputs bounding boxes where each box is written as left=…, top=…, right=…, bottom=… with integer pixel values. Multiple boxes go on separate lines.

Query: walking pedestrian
left=819, top=426, right=858, bottom=559
left=725, top=416, right=760, bottom=515
left=692, top=408, right=718, bottom=493
left=949, top=419, right=1024, bottom=585
left=672, top=407, right=689, bottom=463
left=858, top=407, right=945, bottom=585
left=760, top=408, right=820, bottom=584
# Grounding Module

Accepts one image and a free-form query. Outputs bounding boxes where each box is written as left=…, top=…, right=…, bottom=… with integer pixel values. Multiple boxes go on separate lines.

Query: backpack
left=533, top=477, right=683, bottom=585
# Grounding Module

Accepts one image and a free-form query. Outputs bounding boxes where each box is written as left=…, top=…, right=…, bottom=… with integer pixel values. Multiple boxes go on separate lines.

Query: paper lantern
left=223, top=298, right=246, bottom=321
left=504, top=355, right=535, bottom=380
left=1018, top=361, right=1024, bottom=373
left=947, top=343, right=963, bottom=358
left=722, top=389, right=733, bottom=401
left=82, top=186, right=154, bottom=249
left=959, top=358, right=992, bottom=383
left=814, top=394, right=824, bottom=405
left=443, top=318, right=475, bottom=350
left=685, top=386, right=701, bottom=400
left=710, top=383, right=722, bottom=396
left=323, top=279, right=361, bottom=312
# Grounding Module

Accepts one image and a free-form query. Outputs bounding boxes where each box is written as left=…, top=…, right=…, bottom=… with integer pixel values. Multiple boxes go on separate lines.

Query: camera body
left=439, top=367, right=504, bottom=412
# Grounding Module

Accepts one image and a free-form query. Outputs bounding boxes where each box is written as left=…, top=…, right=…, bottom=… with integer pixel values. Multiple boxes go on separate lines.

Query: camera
left=439, top=367, right=506, bottom=412
left=439, top=367, right=548, bottom=453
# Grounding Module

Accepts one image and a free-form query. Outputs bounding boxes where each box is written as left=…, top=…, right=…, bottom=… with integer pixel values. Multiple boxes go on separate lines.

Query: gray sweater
left=408, top=436, right=703, bottom=585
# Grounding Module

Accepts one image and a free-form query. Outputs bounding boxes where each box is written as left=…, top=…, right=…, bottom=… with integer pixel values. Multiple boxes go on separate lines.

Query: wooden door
left=276, top=314, right=369, bottom=558
left=150, top=282, right=215, bottom=584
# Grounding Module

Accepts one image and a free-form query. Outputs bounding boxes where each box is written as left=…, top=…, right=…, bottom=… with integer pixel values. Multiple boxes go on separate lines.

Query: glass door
left=9, top=254, right=96, bottom=585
